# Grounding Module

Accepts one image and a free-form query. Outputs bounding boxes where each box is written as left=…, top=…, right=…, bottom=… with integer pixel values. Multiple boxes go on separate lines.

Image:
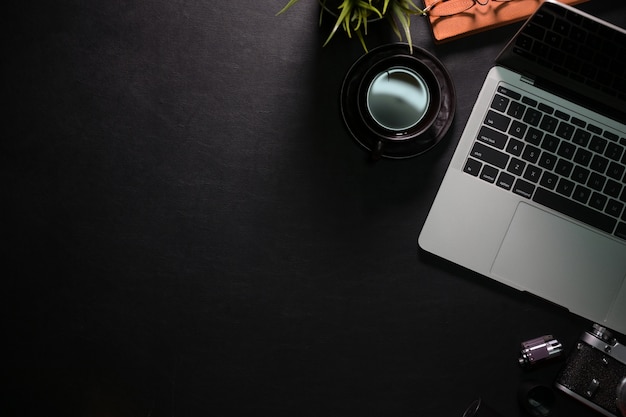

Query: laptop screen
left=496, top=0, right=626, bottom=121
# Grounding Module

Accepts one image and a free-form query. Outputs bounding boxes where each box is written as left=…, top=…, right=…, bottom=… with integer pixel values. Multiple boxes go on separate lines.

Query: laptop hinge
left=521, top=75, right=535, bottom=86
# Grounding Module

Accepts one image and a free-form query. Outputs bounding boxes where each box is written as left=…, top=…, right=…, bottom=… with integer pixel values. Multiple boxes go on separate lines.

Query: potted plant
left=277, top=0, right=425, bottom=52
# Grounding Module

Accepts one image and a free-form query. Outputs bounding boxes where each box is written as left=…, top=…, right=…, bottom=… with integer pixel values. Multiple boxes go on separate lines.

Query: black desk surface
left=5, top=1, right=626, bottom=416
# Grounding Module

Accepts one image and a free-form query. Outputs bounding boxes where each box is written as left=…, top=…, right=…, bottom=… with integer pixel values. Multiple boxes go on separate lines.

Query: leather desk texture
left=4, top=1, right=626, bottom=416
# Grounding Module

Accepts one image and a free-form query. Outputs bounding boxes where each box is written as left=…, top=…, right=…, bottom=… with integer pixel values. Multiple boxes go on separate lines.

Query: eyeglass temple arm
left=422, top=0, right=446, bottom=14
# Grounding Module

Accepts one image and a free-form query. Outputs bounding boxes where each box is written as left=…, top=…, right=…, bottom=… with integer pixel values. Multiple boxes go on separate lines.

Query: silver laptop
left=419, top=0, right=626, bottom=334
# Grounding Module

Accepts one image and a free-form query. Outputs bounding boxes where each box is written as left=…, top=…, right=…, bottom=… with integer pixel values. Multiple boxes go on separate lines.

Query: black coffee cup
left=341, top=43, right=455, bottom=159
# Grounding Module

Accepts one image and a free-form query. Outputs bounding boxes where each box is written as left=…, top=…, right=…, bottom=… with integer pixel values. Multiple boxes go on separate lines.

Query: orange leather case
left=423, top=0, right=588, bottom=43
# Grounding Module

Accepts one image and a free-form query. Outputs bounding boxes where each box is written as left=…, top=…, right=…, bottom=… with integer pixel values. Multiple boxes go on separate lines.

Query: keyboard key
left=480, top=165, right=499, bottom=183
left=598, top=25, right=616, bottom=46
left=523, top=108, right=542, bottom=126
left=572, top=184, right=592, bottom=204
left=496, top=172, right=515, bottom=191
left=606, top=162, right=625, bottom=180
left=573, top=148, right=592, bottom=166
left=556, top=178, right=575, bottom=197
left=513, top=179, right=535, bottom=199
left=571, top=166, right=590, bottom=184
left=470, top=142, right=509, bottom=169
left=513, top=47, right=536, bottom=62
left=464, top=158, right=482, bottom=176
left=589, top=155, right=609, bottom=173
left=506, top=138, right=524, bottom=156
left=478, top=126, right=508, bottom=149
left=572, top=129, right=591, bottom=147
left=570, top=28, right=586, bottom=45
left=588, top=124, right=602, bottom=135
left=582, top=16, right=599, bottom=32
left=507, top=102, right=526, bottom=119
left=604, top=179, right=622, bottom=198
left=538, top=103, right=554, bottom=114
left=577, top=44, right=594, bottom=61
left=525, top=23, right=547, bottom=41
left=555, top=121, right=575, bottom=140
left=585, top=32, right=601, bottom=48
left=556, top=141, right=576, bottom=160
left=554, top=19, right=571, bottom=36
left=555, top=159, right=574, bottom=177
left=564, top=43, right=580, bottom=59
left=589, top=192, right=607, bottom=211
left=540, top=171, right=558, bottom=190
left=507, top=158, right=526, bottom=176
left=522, top=145, right=541, bottom=163
left=509, top=121, right=527, bottom=139
left=538, top=152, right=557, bottom=170
left=491, top=94, right=509, bottom=112
left=484, top=110, right=511, bottom=132
left=497, top=86, right=522, bottom=100
left=540, top=114, right=559, bottom=133
left=533, top=10, right=554, bottom=30
left=523, top=165, right=543, bottom=183
left=589, top=135, right=607, bottom=153
left=522, top=96, right=537, bottom=107
left=554, top=110, right=570, bottom=121
left=545, top=31, right=562, bottom=48
left=605, top=199, right=624, bottom=219
left=571, top=117, right=586, bottom=128
left=533, top=187, right=617, bottom=233
left=566, top=10, right=582, bottom=25
left=516, top=34, right=533, bottom=52
left=525, top=127, right=543, bottom=145
left=587, top=172, right=606, bottom=191
left=541, top=134, right=560, bottom=152
left=605, top=143, right=624, bottom=161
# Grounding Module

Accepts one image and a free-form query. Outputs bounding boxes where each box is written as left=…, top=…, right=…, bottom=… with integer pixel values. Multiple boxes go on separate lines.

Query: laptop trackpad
left=491, top=202, right=626, bottom=321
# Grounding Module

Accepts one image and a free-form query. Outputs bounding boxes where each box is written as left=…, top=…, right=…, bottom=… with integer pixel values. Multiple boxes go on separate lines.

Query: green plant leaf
left=275, top=0, right=302, bottom=16
left=356, top=29, right=368, bottom=52
left=357, top=0, right=383, bottom=19
left=383, top=0, right=389, bottom=14
left=323, top=0, right=354, bottom=46
left=391, top=1, right=413, bottom=53
left=277, top=0, right=426, bottom=52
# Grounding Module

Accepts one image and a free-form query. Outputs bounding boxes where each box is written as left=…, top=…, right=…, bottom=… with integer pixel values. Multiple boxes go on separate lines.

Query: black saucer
left=340, top=43, right=456, bottom=159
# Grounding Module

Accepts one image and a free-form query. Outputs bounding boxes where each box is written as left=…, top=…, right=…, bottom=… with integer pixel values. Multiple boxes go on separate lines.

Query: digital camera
left=555, top=324, right=626, bottom=417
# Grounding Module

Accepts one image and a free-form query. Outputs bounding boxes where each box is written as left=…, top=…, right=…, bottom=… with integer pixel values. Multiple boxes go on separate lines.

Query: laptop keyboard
left=463, top=84, right=626, bottom=242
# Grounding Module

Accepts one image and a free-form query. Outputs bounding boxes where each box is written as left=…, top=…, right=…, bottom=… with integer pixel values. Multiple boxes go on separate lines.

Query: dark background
left=4, top=0, right=626, bottom=416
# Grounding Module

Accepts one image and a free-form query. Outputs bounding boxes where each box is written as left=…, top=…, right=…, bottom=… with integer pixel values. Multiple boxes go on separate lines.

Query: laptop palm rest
left=491, top=202, right=626, bottom=322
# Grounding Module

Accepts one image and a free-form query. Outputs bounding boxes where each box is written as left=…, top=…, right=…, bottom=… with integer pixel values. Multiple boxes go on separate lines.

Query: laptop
left=419, top=0, right=626, bottom=335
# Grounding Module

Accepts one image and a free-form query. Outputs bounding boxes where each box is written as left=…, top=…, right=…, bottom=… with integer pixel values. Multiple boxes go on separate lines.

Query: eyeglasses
left=423, top=0, right=522, bottom=17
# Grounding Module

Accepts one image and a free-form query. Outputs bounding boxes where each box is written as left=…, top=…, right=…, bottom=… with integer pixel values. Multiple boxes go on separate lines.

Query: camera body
left=555, top=324, right=626, bottom=417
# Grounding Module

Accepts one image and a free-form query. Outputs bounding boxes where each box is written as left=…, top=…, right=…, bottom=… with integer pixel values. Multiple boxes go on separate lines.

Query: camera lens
left=462, top=399, right=481, bottom=417
left=519, top=382, right=555, bottom=417
left=617, top=377, right=626, bottom=417
left=461, top=398, right=505, bottom=417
